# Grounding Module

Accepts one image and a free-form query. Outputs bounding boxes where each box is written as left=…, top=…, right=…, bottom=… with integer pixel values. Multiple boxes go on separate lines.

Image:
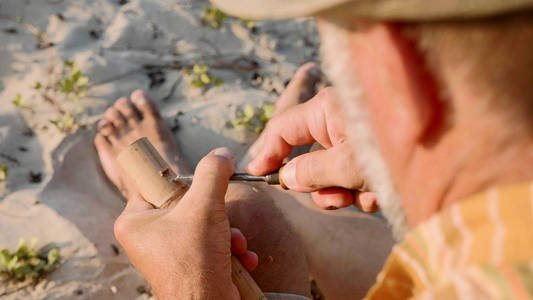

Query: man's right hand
left=247, top=87, right=378, bottom=212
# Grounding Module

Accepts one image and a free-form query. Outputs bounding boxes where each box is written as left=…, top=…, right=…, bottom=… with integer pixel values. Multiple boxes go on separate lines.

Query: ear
left=349, top=22, right=442, bottom=152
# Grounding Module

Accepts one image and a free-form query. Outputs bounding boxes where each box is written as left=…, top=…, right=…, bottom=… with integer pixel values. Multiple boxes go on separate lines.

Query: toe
left=97, top=119, right=114, bottom=136
left=130, top=90, right=161, bottom=120
left=114, top=97, right=140, bottom=126
left=105, top=106, right=127, bottom=130
left=275, top=62, right=321, bottom=114
left=94, top=132, right=112, bottom=153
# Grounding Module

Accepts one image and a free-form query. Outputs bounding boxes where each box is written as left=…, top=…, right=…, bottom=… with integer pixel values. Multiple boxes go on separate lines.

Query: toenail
left=116, top=97, right=128, bottom=105
left=308, top=65, right=321, bottom=79
left=97, top=120, right=110, bottom=130
left=132, top=94, right=147, bottom=105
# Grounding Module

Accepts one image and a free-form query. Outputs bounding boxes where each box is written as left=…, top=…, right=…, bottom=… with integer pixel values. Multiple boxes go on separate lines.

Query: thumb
left=180, top=147, right=236, bottom=211
left=281, top=143, right=364, bottom=192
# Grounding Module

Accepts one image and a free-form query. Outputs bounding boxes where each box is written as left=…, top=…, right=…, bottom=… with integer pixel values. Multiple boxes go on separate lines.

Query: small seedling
left=185, top=64, right=223, bottom=89
left=12, top=94, right=34, bottom=111
left=58, top=61, right=89, bottom=101
left=0, top=163, right=8, bottom=181
left=33, top=81, right=42, bottom=89
left=239, top=18, right=255, bottom=29
left=231, top=103, right=275, bottom=133
left=49, top=111, right=77, bottom=133
left=0, top=238, right=59, bottom=281
left=202, top=6, right=227, bottom=29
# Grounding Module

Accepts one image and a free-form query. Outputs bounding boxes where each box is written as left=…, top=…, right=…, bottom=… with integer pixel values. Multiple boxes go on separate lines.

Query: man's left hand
left=113, top=148, right=258, bottom=300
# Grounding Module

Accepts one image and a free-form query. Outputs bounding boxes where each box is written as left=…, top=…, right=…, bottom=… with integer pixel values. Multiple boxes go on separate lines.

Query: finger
left=180, top=148, right=236, bottom=210
left=247, top=87, right=341, bottom=175
left=237, top=251, right=259, bottom=272
left=312, top=189, right=379, bottom=212
left=230, top=228, right=247, bottom=255
left=280, top=143, right=363, bottom=192
left=311, top=188, right=355, bottom=210
left=357, top=192, right=379, bottom=213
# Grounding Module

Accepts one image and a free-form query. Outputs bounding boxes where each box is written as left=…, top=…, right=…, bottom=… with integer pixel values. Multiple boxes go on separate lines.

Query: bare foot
left=94, top=90, right=190, bottom=199
left=238, top=62, right=323, bottom=170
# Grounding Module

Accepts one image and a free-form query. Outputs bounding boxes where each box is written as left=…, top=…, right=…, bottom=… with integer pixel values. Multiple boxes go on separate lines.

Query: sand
left=0, top=0, right=318, bottom=298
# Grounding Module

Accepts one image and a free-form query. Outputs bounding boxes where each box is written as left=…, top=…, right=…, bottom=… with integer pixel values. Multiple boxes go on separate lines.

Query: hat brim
left=210, top=0, right=533, bottom=21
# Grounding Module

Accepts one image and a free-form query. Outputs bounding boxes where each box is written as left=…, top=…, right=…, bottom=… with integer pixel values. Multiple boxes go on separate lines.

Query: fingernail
left=214, top=147, right=236, bottom=169
left=280, top=162, right=297, bottom=189
left=245, top=161, right=256, bottom=174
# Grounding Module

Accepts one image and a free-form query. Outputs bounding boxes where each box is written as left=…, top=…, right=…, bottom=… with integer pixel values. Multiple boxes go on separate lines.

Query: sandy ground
left=0, top=0, right=319, bottom=298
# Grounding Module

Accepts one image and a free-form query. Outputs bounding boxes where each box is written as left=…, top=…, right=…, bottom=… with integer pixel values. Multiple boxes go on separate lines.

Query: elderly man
left=94, top=0, right=533, bottom=298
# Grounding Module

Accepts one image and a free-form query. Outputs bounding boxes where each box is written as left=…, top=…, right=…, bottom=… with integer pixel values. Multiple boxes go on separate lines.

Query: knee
left=224, top=183, right=311, bottom=296
left=225, top=183, right=282, bottom=233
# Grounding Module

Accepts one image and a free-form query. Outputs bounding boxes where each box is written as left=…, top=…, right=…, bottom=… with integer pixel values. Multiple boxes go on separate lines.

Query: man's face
left=317, top=18, right=410, bottom=240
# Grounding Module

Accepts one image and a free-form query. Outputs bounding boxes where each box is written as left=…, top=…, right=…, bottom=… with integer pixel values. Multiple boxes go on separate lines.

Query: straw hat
left=210, top=0, right=533, bottom=21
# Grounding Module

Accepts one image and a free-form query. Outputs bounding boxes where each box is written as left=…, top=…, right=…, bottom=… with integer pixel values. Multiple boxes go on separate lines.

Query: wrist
left=152, top=270, right=230, bottom=300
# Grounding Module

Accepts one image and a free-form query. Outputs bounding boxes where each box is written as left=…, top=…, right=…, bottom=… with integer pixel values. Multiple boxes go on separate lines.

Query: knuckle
left=294, top=157, right=315, bottom=188
left=316, top=86, right=334, bottom=102
left=113, top=215, right=130, bottom=243
left=264, top=116, right=281, bottom=135
left=198, top=155, right=232, bottom=174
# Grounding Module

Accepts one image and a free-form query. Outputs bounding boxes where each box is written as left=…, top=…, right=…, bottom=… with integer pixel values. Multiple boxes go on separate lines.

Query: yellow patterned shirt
left=366, top=182, right=533, bottom=299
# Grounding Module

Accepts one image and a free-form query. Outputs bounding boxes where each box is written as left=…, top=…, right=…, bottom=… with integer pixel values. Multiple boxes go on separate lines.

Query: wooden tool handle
left=117, top=137, right=266, bottom=300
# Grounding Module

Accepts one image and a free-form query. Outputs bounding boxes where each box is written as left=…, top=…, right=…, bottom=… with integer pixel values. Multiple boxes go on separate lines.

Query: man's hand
left=114, top=148, right=258, bottom=300
left=247, top=87, right=377, bottom=212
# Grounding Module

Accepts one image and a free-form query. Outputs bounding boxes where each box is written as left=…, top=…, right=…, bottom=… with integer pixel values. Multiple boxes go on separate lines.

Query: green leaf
left=0, top=163, right=8, bottom=181
left=49, top=112, right=77, bottom=133
left=0, top=239, right=60, bottom=281
left=33, top=81, right=42, bottom=89
left=239, top=18, right=255, bottom=29
left=213, top=78, right=224, bottom=86
left=202, top=6, right=227, bottom=29
left=243, top=105, right=255, bottom=121
left=7, top=255, right=19, bottom=271
left=63, top=60, right=74, bottom=68
left=77, top=75, right=89, bottom=87
left=200, top=73, right=211, bottom=84
left=47, top=248, right=59, bottom=266
left=12, top=94, right=34, bottom=111
left=193, top=64, right=208, bottom=74
left=1, top=249, right=12, bottom=267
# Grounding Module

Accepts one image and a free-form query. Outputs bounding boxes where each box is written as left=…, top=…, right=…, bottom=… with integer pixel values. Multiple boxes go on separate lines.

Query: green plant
left=0, top=238, right=59, bottom=281
left=239, top=18, right=255, bottom=29
left=202, top=6, right=227, bottom=29
left=185, top=64, right=223, bottom=89
left=11, top=94, right=34, bottom=111
left=49, top=111, right=77, bottom=133
left=58, top=60, right=89, bottom=101
left=0, top=163, right=8, bottom=181
left=231, top=103, right=275, bottom=133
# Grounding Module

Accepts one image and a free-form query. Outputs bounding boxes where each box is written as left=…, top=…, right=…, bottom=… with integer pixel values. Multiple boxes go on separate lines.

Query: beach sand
left=0, top=0, right=318, bottom=298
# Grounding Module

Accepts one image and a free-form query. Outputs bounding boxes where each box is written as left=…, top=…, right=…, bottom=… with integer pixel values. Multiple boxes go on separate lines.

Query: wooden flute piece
left=117, top=137, right=266, bottom=300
